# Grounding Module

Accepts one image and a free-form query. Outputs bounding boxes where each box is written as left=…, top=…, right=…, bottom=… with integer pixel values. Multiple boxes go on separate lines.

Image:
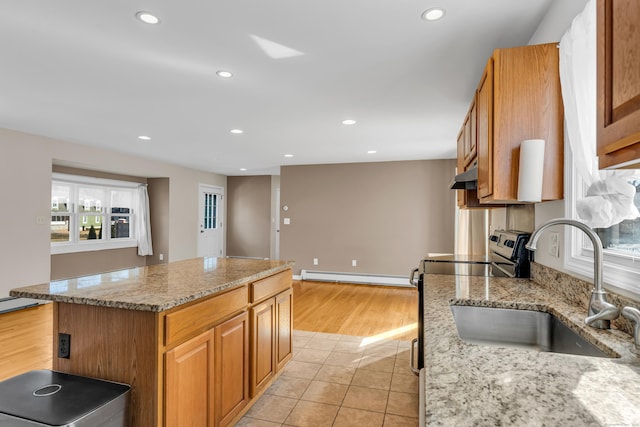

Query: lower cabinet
left=250, top=288, right=293, bottom=397
left=165, top=329, right=216, bottom=426
left=165, top=312, right=249, bottom=427
left=215, top=312, right=249, bottom=427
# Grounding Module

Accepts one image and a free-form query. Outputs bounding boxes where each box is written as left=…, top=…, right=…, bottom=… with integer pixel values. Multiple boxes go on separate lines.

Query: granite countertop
left=10, top=258, right=294, bottom=312
left=425, top=273, right=640, bottom=426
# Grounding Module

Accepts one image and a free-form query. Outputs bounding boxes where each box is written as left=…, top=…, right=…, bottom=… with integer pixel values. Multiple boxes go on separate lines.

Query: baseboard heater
left=299, top=270, right=411, bottom=287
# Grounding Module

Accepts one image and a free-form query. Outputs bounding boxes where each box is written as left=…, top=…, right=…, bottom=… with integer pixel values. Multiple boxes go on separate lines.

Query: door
left=198, top=185, right=224, bottom=258
left=215, top=312, right=249, bottom=427
left=165, top=329, right=215, bottom=426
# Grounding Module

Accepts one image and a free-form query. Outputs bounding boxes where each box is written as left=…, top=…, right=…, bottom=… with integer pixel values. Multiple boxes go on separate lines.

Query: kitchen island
left=424, top=270, right=640, bottom=425
left=11, top=257, right=294, bottom=427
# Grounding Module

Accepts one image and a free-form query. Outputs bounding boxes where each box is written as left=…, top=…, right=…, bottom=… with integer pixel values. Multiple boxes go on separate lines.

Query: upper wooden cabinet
left=597, top=0, right=640, bottom=168
left=457, top=43, right=564, bottom=205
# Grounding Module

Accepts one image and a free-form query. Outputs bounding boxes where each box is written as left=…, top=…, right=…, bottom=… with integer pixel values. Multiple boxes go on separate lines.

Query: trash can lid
left=0, top=370, right=130, bottom=425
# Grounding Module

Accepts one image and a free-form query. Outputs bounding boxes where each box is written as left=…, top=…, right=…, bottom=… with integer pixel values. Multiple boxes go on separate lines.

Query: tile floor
left=236, top=330, right=419, bottom=427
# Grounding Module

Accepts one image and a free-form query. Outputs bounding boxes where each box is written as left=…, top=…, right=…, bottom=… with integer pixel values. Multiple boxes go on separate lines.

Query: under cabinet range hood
left=450, top=166, right=478, bottom=190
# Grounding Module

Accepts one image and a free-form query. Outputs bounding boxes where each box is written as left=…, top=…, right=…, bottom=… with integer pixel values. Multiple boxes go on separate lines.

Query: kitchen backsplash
left=531, top=262, right=640, bottom=337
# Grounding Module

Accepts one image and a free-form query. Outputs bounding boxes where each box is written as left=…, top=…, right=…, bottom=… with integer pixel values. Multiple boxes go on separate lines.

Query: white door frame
left=197, top=184, right=224, bottom=258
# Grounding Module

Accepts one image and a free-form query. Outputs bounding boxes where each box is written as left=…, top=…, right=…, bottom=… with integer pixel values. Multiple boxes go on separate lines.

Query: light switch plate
left=284, top=218, right=291, bottom=225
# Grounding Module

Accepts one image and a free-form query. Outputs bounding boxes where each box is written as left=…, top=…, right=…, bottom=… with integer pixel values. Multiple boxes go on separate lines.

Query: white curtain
left=559, top=0, right=639, bottom=228
left=135, top=185, right=153, bottom=256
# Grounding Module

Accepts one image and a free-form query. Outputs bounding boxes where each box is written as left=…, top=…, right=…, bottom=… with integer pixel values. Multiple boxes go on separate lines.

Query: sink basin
left=450, top=305, right=615, bottom=358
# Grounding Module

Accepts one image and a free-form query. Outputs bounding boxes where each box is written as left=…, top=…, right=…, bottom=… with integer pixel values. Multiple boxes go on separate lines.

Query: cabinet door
left=250, top=298, right=275, bottom=397
left=215, top=312, right=249, bottom=427
left=165, top=329, right=215, bottom=427
left=476, top=59, right=494, bottom=199
left=597, top=0, right=640, bottom=168
left=275, top=289, right=293, bottom=371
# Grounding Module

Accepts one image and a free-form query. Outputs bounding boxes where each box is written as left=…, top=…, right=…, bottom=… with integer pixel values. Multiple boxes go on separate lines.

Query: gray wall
left=227, top=176, right=272, bottom=258
left=0, top=127, right=226, bottom=296
left=147, top=177, right=170, bottom=265
left=280, top=160, right=457, bottom=276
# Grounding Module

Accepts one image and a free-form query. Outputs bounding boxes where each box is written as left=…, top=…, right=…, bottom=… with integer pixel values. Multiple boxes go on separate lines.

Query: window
left=51, top=173, right=139, bottom=254
left=565, top=153, right=640, bottom=298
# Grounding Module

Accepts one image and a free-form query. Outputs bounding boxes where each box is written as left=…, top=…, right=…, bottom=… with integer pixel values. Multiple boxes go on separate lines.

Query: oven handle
left=409, top=268, right=419, bottom=287
left=491, top=261, right=516, bottom=278
left=410, top=338, right=420, bottom=375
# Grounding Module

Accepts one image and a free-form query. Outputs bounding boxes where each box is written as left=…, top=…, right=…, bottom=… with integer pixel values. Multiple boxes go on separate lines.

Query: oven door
left=490, top=252, right=517, bottom=277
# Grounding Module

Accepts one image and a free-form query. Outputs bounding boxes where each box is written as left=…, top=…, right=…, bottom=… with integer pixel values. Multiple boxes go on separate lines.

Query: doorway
left=198, top=184, right=224, bottom=258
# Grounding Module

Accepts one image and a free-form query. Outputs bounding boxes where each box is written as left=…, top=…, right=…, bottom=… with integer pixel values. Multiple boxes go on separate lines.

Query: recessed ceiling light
left=368, top=150, right=377, bottom=154
left=230, top=129, right=244, bottom=134
left=135, top=11, right=160, bottom=25
left=342, top=119, right=356, bottom=125
left=284, top=154, right=294, bottom=158
left=216, top=70, right=233, bottom=78
left=239, top=168, right=247, bottom=171
left=138, top=135, right=151, bottom=141
left=422, top=7, right=446, bottom=21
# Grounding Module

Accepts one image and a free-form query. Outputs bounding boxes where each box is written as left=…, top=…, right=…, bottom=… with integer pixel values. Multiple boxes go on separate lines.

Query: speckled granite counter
left=425, top=273, right=640, bottom=426
left=10, top=257, right=294, bottom=312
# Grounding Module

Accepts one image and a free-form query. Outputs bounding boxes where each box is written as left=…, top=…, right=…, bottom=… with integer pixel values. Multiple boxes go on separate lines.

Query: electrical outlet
left=159, top=253, right=164, bottom=261
left=352, top=259, right=357, bottom=267
left=313, top=258, right=318, bottom=265
left=549, top=231, right=560, bottom=258
left=58, top=333, right=71, bottom=359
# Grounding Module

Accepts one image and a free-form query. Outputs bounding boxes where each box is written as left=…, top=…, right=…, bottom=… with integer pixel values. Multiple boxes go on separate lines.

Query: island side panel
left=53, top=302, right=160, bottom=427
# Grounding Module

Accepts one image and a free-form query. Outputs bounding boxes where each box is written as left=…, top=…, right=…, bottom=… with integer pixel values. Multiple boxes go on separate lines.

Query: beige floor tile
left=235, top=417, right=283, bottom=427
left=313, top=332, right=343, bottom=341
left=245, top=394, right=298, bottom=423
left=351, top=368, right=392, bottom=390
left=293, top=330, right=317, bottom=338
left=386, top=391, right=419, bottom=418
left=293, top=337, right=312, bottom=348
left=300, top=380, right=348, bottom=405
left=303, top=339, right=338, bottom=351
left=395, top=348, right=411, bottom=360
left=393, top=356, right=415, bottom=376
left=332, top=407, right=385, bottom=427
left=364, top=344, right=400, bottom=357
left=341, top=385, right=389, bottom=413
left=383, top=413, right=419, bottom=427
left=283, top=400, right=339, bottom=427
left=390, top=372, right=419, bottom=394
left=324, top=351, right=363, bottom=368
left=282, top=360, right=323, bottom=379
left=358, top=355, right=396, bottom=373
left=266, top=376, right=311, bottom=399
left=314, top=365, right=356, bottom=385
left=338, top=334, right=366, bottom=343
left=333, top=340, right=366, bottom=354
left=293, top=348, right=331, bottom=364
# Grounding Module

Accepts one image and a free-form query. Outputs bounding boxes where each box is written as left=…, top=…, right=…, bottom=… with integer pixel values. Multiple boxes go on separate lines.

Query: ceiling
left=0, top=0, right=553, bottom=176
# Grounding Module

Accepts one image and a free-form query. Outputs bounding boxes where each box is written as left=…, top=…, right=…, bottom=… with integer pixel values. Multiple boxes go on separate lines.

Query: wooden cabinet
left=457, top=43, right=564, bottom=204
left=597, top=0, right=640, bottom=168
left=215, top=312, right=249, bottom=427
left=52, top=268, right=293, bottom=427
left=165, top=329, right=215, bottom=427
left=249, top=271, right=293, bottom=397
left=275, top=288, right=293, bottom=372
left=250, top=298, right=275, bottom=396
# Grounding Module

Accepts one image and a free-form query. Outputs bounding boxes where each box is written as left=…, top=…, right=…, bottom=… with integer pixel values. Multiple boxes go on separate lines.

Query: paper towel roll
left=517, top=139, right=545, bottom=202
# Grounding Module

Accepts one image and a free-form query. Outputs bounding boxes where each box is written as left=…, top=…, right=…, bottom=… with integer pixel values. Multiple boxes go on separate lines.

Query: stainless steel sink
left=450, top=305, right=615, bottom=358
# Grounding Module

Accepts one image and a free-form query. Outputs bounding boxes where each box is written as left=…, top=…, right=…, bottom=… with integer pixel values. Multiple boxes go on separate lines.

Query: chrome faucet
left=526, top=218, right=620, bottom=330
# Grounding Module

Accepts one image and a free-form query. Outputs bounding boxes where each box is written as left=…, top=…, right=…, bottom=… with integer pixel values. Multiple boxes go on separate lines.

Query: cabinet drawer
left=250, top=270, right=291, bottom=303
left=165, top=285, right=248, bottom=347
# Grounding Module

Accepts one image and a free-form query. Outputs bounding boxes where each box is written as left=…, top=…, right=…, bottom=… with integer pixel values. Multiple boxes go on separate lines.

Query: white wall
left=528, top=0, right=588, bottom=270
left=0, top=128, right=226, bottom=296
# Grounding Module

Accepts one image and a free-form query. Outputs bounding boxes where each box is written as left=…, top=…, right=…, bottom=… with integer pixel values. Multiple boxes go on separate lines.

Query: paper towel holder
left=517, top=139, right=546, bottom=203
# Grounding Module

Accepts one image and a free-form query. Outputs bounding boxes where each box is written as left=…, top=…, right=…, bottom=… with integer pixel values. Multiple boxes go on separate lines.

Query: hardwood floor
left=292, top=281, right=418, bottom=341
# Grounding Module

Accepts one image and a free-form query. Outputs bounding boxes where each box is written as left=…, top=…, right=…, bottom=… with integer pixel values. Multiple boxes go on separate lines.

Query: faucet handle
left=622, top=306, right=640, bottom=354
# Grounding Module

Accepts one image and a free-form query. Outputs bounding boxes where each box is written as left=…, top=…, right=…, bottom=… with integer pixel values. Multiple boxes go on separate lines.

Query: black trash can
left=0, top=370, right=129, bottom=426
